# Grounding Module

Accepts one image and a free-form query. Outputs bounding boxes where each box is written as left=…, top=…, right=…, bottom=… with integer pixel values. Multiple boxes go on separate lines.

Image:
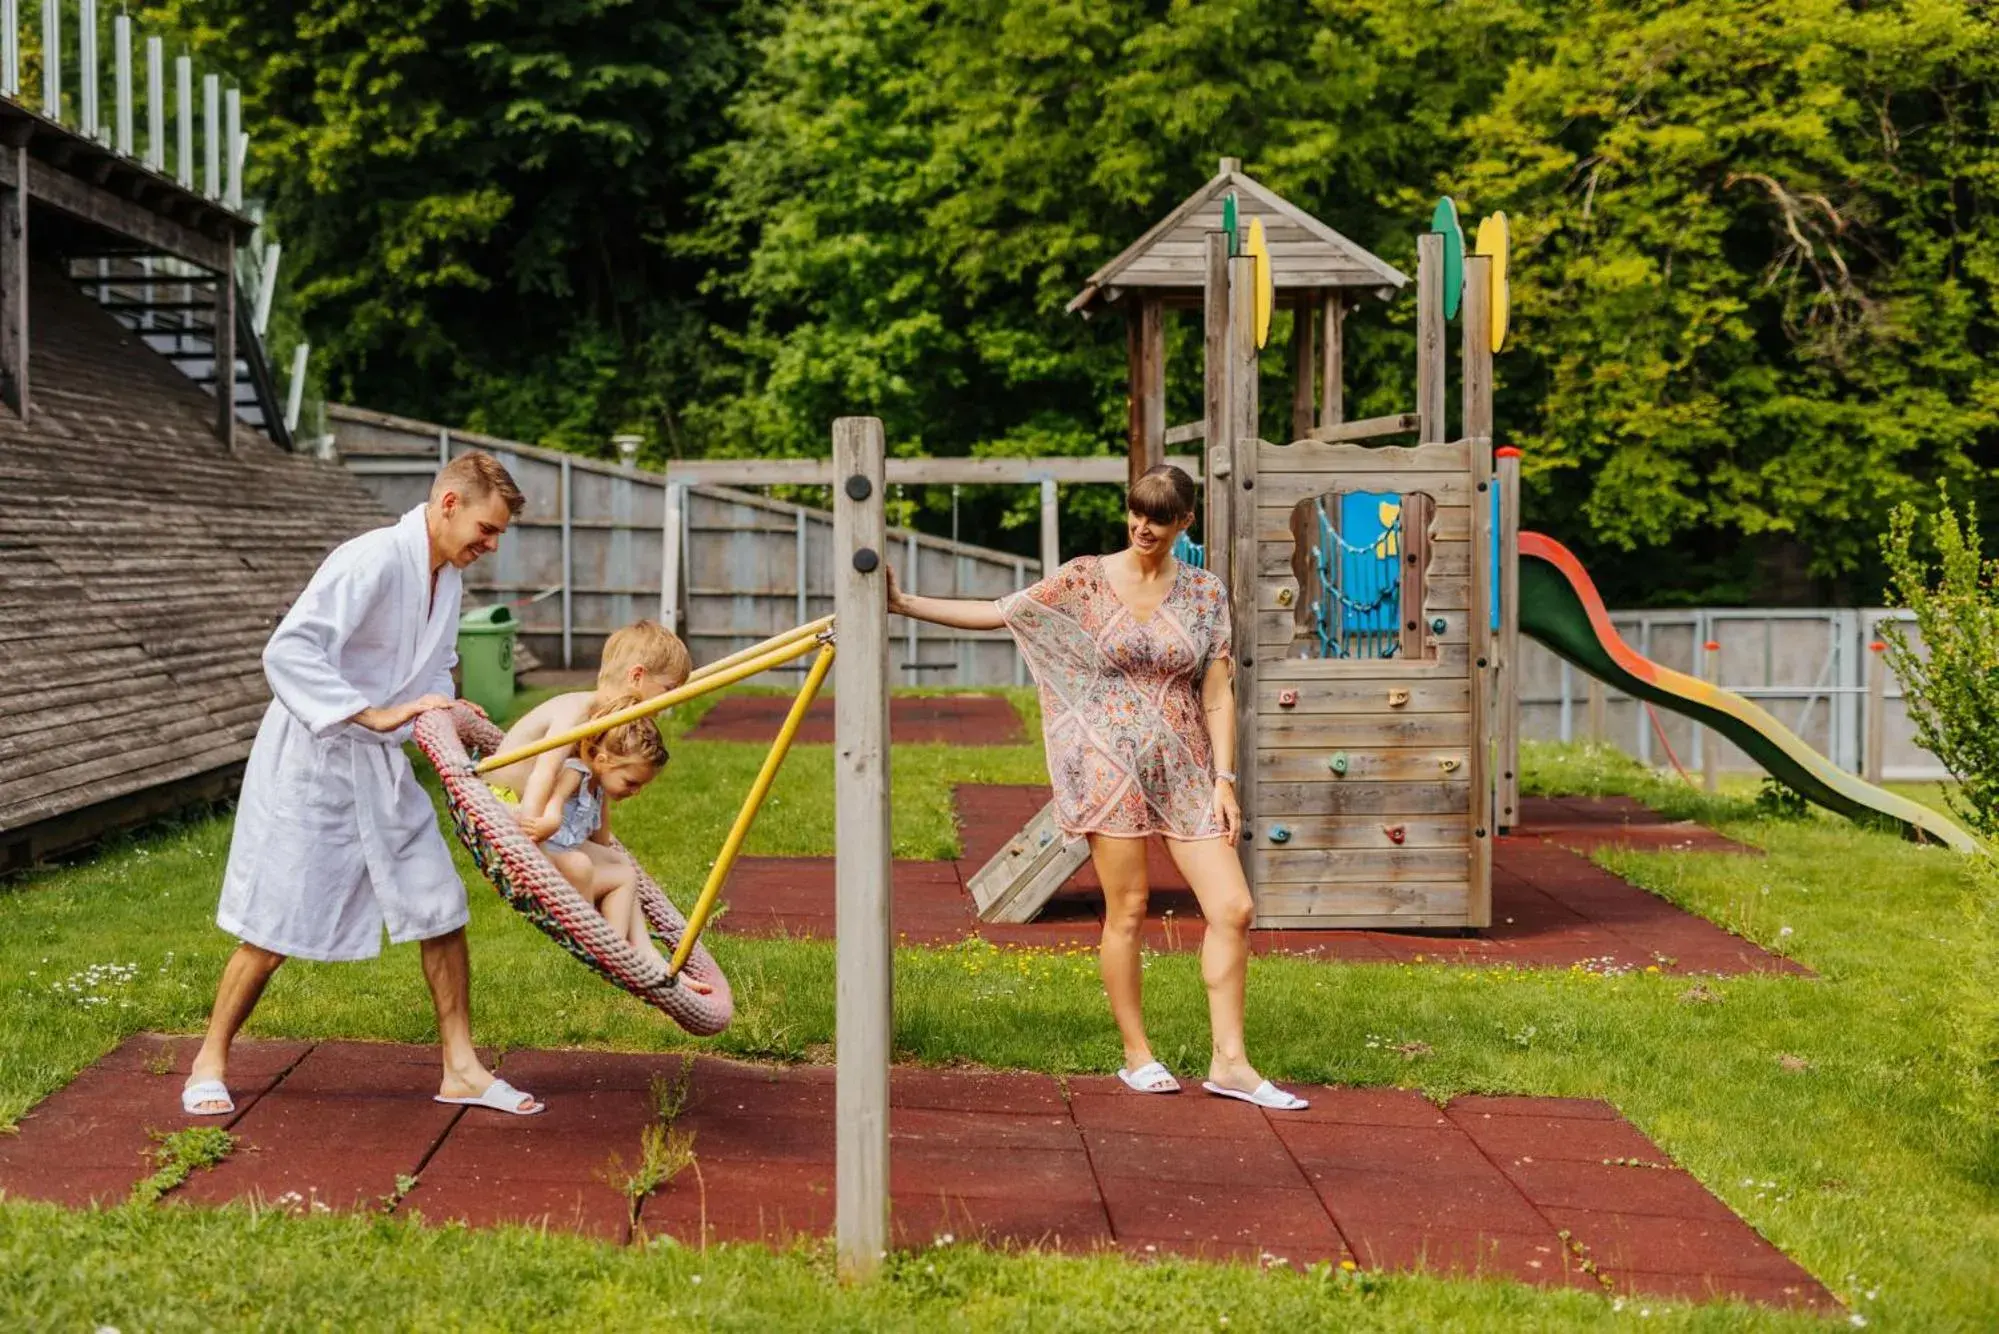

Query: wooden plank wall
left=1249, top=438, right=1479, bottom=929
left=329, top=406, right=1038, bottom=684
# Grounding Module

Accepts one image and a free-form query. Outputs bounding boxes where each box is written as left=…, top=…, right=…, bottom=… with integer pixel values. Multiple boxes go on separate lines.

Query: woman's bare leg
left=1090, top=834, right=1157, bottom=1072
left=1163, top=836, right=1262, bottom=1091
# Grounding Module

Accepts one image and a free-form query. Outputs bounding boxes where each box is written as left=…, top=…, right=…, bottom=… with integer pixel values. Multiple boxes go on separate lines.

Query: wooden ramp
left=966, top=799, right=1089, bottom=923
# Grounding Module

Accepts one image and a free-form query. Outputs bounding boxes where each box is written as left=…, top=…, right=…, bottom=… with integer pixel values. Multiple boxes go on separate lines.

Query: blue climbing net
left=1309, top=494, right=1403, bottom=660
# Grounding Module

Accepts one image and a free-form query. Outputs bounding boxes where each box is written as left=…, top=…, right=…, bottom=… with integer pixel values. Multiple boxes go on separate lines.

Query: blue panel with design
left=1307, top=491, right=1404, bottom=659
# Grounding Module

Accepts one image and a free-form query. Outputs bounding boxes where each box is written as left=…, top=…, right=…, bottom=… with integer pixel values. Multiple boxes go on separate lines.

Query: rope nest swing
left=414, top=702, right=735, bottom=1035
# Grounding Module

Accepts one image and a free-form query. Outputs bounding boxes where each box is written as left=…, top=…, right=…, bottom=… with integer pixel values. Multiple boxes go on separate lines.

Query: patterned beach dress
left=998, top=555, right=1233, bottom=841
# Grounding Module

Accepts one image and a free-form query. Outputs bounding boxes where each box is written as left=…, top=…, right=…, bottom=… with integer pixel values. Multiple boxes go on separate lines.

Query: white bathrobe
left=217, top=506, right=467, bottom=961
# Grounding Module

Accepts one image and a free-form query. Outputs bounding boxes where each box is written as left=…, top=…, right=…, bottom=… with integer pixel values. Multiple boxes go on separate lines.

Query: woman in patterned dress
left=886, top=465, right=1306, bottom=1110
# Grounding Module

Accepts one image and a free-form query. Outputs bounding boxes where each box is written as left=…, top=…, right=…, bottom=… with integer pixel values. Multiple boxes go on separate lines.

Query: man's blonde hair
left=598, top=619, right=691, bottom=691
left=433, top=451, right=526, bottom=518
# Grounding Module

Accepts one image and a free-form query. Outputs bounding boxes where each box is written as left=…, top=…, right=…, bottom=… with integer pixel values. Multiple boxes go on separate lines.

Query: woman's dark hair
left=1128, top=464, right=1197, bottom=525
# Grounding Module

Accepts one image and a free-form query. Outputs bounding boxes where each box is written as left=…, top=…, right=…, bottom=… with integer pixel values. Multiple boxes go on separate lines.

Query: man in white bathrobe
left=182, top=452, right=539, bottom=1117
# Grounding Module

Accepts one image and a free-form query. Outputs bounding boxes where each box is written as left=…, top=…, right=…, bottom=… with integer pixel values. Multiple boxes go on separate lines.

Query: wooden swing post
left=833, top=416, right=892, bottom=1280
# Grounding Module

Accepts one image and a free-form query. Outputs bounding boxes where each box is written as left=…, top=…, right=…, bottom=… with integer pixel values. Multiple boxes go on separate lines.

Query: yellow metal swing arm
left=667, top=638, right=836, bottom=977
left=472, top=615, right=835, bottom=776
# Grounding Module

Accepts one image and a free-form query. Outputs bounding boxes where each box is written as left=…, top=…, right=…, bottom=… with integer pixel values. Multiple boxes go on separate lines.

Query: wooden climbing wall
left=1246, top=438, right=1488, bottom=928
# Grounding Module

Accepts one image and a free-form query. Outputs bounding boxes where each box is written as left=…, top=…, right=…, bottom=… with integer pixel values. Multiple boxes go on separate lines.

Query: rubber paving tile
left=1095, top=1177, right=1347, bottom=1256
left=1541, top=1207, right=1819, bottom=1283
left=712, top=785, right=1804, bottom=976
left=5, top=1037, right=1840, bottom=1312
left=1344, top=1223, right=1593, bottom=1289
left=399, top=1174, right=632, bottom=1242
left=0, top=1036, right=313, bottom=1206
left=1310, top=1167, right=1554, bottom=1236
left=685, top=694, right=1025, bottom=745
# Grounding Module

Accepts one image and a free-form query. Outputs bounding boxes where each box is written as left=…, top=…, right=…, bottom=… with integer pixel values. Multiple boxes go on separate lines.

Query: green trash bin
left=456, top=604, right=518, bottom=720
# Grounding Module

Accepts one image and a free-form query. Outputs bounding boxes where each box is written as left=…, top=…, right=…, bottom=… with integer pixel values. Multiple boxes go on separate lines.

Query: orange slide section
left=1517, top=532, right=1979, bottom=853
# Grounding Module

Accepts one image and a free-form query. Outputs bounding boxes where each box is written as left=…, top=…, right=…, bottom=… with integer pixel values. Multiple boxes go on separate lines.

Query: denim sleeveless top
left=545, top=758, right=603, bottom=851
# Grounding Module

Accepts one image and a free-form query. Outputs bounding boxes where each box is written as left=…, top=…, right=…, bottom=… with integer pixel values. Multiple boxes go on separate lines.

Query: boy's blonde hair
left=598, top=620, right=692, bottom=692
left=578, top=691, right=670, bottom=772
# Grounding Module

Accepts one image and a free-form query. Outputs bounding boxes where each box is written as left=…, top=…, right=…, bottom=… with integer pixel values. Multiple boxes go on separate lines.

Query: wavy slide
left=1517, top=531, right=1980, bottom=853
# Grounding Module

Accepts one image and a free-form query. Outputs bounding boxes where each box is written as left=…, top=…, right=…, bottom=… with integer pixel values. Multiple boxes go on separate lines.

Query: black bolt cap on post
left=853, top=548, right=880, bottom=573
left=845, top=474, right=872, bottom=501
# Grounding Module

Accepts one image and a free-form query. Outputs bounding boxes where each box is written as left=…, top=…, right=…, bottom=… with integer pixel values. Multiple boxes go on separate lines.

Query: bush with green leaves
left=1881, top=491, right=1999, bottom=1164
left=1880, top=493, right=1999, bottom=843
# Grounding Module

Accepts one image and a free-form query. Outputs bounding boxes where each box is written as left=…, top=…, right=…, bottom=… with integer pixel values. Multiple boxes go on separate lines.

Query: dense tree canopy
left=149, top=0, right=746, bottom=454
left=163, top=0, right=1999, bottom=602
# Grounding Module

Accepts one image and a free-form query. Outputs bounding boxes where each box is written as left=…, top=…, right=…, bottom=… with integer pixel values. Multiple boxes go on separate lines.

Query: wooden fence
left=327, top=405, right=1035, bottom=685
left=329, top=404, right=1951, bottom=779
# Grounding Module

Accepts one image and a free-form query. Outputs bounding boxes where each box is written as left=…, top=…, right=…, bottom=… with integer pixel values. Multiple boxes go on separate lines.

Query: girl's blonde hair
left=578, top=691, right=670, bottom=772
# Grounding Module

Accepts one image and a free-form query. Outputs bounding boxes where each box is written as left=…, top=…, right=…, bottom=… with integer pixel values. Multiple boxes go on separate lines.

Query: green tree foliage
left=162, top=0, right=1999, bottom=593
left=1459, top=0, right=1999, bottom=600
left=700, top=0, right=1999, bottom=582
left=148, top=0, right=747, bottom=458
left=696, top=0, right=1548, bottom=550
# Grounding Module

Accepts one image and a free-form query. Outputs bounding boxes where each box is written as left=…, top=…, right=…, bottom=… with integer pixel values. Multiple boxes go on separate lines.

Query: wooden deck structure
left=1067, top=157, right=1410, bottom=488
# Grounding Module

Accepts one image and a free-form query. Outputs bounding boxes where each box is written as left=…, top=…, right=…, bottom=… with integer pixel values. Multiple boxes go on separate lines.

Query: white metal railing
left=6, top=1, right=304, bottom=437
left=1, top=1, right=246, bottom=208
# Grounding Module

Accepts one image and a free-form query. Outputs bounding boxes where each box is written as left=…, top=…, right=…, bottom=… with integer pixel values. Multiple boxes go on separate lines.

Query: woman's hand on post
left=883, top=563, right=907, bottom=615
left=1213, top=778, right=1240, bottom=847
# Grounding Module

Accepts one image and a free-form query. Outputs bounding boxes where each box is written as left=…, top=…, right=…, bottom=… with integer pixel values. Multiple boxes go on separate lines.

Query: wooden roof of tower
left=1067, top=157, right=1409, bottom=315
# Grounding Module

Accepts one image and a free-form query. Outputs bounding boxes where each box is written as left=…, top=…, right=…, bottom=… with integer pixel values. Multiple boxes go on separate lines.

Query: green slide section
left=1516, top=532, right=1979, bottom=853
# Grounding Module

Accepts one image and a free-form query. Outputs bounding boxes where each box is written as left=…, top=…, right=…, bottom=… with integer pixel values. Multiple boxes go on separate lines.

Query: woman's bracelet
left=1215, top=768, right=1238, bottom=785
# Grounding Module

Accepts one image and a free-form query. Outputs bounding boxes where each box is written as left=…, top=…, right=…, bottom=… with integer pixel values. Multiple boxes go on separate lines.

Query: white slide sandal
left=434, top=1077, right=544, bottom=1116
left=1201, top=1079, right=1309, bottom=1111
left=1116, top=1061, right=1181, bottom=1094
left=180, top=1079, right=235, bottom=1117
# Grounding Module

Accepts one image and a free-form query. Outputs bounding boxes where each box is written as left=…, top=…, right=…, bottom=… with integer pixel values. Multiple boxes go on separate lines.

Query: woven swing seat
left=414, top=703, right=734, bottom=1035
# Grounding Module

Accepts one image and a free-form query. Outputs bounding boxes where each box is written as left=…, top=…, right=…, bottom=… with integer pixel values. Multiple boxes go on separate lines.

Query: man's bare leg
left=184, top=942, right=287, bottom=1112
left=422, top=927, right=539, bottom=1111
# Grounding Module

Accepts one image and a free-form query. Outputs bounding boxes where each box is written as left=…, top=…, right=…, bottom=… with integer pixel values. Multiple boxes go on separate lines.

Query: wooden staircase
left=64, top=249, right=292, bottom=449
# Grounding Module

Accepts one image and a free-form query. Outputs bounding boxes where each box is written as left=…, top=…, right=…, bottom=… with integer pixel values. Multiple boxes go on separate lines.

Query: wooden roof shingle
left=1068, top=158, right=1409, bottom=315
left=0, top=262, right=392, bottom=854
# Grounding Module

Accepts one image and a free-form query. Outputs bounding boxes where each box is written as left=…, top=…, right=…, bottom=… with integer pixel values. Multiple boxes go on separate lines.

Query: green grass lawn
left=1, top=699, right=1994, bottom=1330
